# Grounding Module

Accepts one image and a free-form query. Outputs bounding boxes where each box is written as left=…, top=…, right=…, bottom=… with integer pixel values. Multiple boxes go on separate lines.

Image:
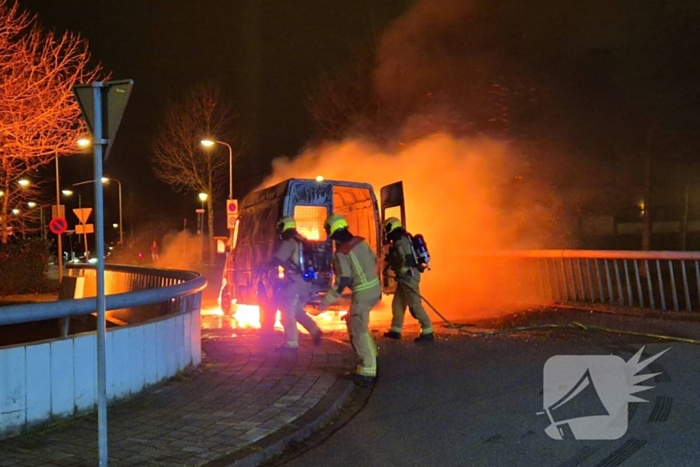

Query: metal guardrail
left=0, top=264, right=207, bottom=327
left=466, top=250, right=700, bottom=312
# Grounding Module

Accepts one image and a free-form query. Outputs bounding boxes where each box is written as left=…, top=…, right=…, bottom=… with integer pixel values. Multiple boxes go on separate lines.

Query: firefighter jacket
left=385, top=234, right=418, bottom=277
left=271, top=237, right=309, bottom=295
left=321, top=236, right=380, bottom=307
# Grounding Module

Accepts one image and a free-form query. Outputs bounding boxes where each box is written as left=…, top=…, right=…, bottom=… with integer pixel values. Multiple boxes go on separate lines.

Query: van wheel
left=257, top=283, right=276, bottom=334
left=219, top=286, right=232, bottom=315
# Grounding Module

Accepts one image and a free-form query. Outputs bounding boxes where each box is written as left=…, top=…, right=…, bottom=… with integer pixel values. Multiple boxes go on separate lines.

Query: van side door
left=379, top=181, right=406, bottom=294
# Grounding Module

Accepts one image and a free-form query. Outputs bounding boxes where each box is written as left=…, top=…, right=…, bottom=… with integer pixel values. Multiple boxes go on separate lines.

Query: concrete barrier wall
left=0, top=308, right=201, bottom=440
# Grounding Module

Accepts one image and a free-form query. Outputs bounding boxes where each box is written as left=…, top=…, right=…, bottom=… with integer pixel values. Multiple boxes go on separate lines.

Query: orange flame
left=297, top=225, right=322, bottom=240
left=209, top=303, right=351, bottom=332
left=232, top=304, right=283, bottom=329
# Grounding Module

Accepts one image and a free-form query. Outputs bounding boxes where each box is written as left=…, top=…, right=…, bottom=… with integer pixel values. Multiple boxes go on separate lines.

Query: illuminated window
left=293, top=205, right=327, bottom=241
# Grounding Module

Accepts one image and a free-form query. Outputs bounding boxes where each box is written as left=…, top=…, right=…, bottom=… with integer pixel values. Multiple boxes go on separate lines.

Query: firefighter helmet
left=324, top=214, right=348, bottom=237
left=277, top=216, right=296, bottom=234
left=384, top=217, right=402, bottom=236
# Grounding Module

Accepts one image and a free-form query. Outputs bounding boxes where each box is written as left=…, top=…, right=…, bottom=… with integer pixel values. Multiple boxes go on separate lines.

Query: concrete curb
left=204, top=377, right=355, bottom=467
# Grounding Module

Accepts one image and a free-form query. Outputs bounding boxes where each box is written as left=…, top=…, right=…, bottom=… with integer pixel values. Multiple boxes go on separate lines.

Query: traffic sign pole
left=55, top=158, right=63, bottom=283
left=74, top=79, right=132, bottom=467
left=226, top=199, right=238, bottom=247
left=91, top=83, right=109, bottom=467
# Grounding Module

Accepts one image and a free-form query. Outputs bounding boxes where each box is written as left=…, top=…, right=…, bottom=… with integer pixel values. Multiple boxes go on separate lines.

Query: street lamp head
left=77, top=138, right=91, bottom=148
left=201, top=139, right=216, bottom=147
left=12, top=209, right=19, bottom=215
left=101, top=177, right=109, bottom=183
left=18, top=179, right=30, bottom=187
left=62, top=189, right=73, bottom=196
left=112, top=223, right=119, bottom=228
left=199, top=192, right=208, bottom=202
left=27, top=202, right=36, bottom=208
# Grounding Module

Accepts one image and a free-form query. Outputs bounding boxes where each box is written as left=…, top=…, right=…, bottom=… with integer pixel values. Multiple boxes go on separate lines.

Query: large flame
left=206, top=303, right=351, bottom=332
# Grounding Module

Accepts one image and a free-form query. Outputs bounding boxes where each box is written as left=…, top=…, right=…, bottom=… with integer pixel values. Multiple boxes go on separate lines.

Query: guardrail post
left=604, top=259, right=614, bottom=305
left=595, top=259, right=604, bottom=303
left=669, top=260, right=679, bottom=311
left=623, top=259, right=633, bottom=307
left=634, top=260, right=645, bottom=308
left=656, top=260, right=666, bottom=311
left=585, top=259, right=595, bottom=303
left=613, top=260, right=624, bottom=306
left=681, top=260, right=691, bottom=311
left=646, top=259, right=655, bottom=309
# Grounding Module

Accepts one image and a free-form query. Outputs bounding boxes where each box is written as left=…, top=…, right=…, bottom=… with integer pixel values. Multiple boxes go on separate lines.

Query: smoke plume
left=262, top=135, right=566, bottom=321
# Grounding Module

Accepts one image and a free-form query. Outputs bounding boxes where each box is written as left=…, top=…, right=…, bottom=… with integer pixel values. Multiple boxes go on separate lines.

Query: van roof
left=242, top=178, right=374, bottom=207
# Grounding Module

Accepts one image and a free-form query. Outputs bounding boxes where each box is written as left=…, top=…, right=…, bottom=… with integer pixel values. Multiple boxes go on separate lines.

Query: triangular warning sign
left=73, top=79, right=134, bottom=160
left=104, top=80, right=133, bottom=159
left=73, top=208, right=92, bottom=224
left=73, top=84, right=96, bottom=135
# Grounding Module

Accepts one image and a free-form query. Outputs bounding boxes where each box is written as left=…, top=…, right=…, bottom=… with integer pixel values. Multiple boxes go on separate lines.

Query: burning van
left=219, top=177, right=405, bottom=330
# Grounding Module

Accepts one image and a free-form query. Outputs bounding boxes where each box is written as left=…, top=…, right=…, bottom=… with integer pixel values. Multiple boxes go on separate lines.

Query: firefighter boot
left=275, top=345, right=299, bottom=354
left=414, top=332, right=435, bottom=343
left=352, top=373, right=377, bottom=388
left=383, top=331, right=401, bottom=339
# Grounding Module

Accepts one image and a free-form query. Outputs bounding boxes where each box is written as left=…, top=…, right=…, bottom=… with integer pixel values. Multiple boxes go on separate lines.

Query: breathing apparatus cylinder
left=412, top=234, right=431, bottom=272
left=297, top=237, right=318, bottom=283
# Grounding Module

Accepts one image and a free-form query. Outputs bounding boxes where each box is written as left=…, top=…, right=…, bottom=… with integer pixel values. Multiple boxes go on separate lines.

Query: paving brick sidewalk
left=0, top=329, right=357, bottom=467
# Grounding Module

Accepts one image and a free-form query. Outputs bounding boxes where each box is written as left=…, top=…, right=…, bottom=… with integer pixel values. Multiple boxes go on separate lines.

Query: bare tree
left=150, top=82, right=241, bottom=264
left=0, top=0, right=102, bottom=242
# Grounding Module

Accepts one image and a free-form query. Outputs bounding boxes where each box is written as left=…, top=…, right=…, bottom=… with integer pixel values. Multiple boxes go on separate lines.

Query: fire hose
left=387, top=273, right=473, bottom=330
left=389, top=274, right=700, bottom=345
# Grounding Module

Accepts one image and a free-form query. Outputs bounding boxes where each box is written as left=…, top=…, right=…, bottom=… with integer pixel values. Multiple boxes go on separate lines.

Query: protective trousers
left=279, top=291, right=320, bottom=348
left=390, top=275, right=433, bottom=335
left=346, top=287, right=381, bottom=377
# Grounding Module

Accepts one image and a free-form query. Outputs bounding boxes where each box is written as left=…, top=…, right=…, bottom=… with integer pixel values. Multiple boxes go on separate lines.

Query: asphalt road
left=264, top=308, right=700, bottom=467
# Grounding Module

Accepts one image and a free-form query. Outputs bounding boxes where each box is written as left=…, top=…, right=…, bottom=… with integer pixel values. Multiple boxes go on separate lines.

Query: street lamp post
left=198, top=192, right=208, bottom=235
left=201, top=139, right=233, bottom=200
left=201, top=140, right=234, bottom=256
left=198, top=192, right=208, bottom=263
left=101, top=177, right=123, bottom=246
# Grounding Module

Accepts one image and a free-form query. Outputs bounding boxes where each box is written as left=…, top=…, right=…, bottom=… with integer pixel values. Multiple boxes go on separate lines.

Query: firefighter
left=318, top=214, right=381, bottom=387
left=269, top=216, right=322, bottom=352
left=382, top=217, right=434, bottom=342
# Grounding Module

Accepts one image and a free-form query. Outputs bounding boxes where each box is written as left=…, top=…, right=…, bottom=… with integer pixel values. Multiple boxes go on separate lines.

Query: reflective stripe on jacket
left=322, top=237, right=379, bottom=306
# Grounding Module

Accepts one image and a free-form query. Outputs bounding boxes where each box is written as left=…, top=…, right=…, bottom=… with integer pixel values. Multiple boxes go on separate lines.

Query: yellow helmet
left=277, top=216, right=296, bottom=234
left=324, top=213, right=348, bottom=237
left=384, top=217, right=402, bottom=235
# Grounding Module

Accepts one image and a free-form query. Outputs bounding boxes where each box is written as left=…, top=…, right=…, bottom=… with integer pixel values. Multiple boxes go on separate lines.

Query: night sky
left=12, top=0, right=700, bottom=246
left=19, top=0, right=411, bottom=236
